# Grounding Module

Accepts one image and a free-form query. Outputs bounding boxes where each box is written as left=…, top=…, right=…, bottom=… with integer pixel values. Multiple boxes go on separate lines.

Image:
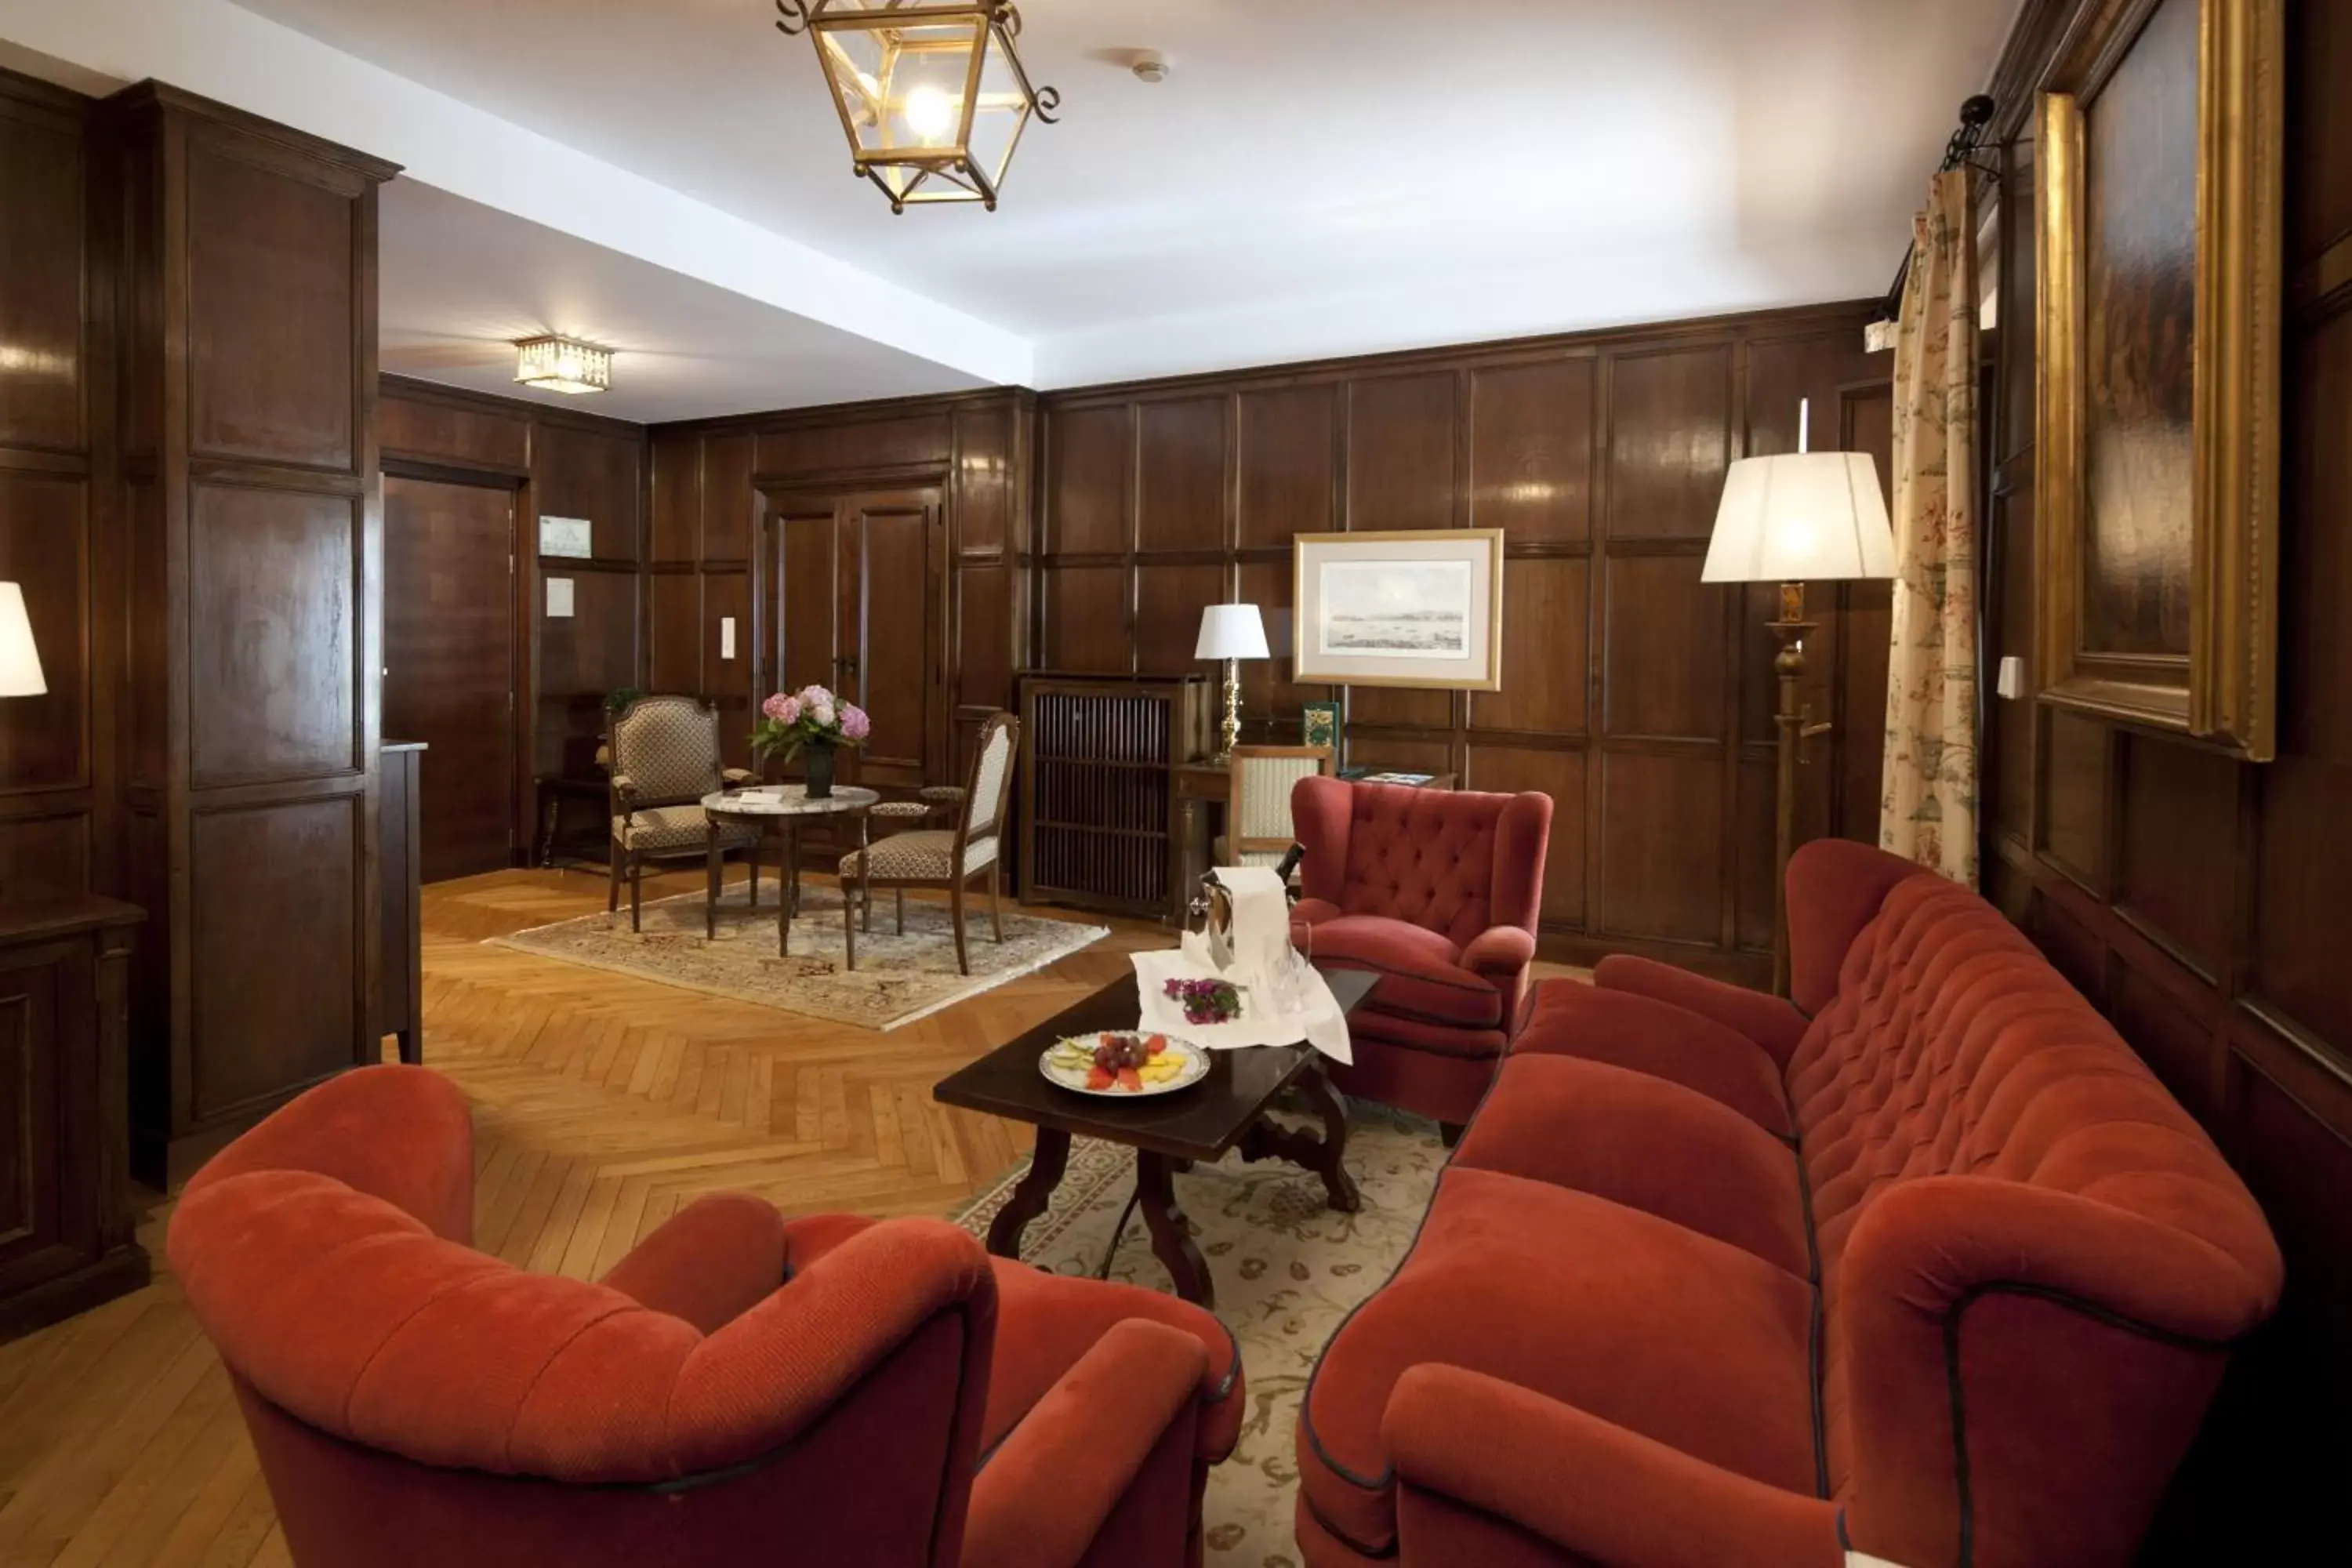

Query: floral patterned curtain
left=1879, top=168, right=1981, bottom=887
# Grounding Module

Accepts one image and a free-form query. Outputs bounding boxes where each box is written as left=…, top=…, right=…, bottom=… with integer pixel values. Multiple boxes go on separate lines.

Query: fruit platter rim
left=1037, top=1031, right=1211, bottom=1098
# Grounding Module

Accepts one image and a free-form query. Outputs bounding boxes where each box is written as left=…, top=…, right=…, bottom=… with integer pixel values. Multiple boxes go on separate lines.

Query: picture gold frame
left=1291, top=529, right=1505, bottom=691
left=2034, top=0, right=2282, bottom=760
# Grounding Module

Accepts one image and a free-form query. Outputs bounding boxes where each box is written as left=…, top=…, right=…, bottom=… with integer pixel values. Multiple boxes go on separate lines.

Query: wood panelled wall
left=648, top=390, right=1031, bottom=784
left=1976, top=0, right=2352, bottom=1555
left=1033, top=305, right=1892, bottom=981
left=0, top=71, right=111, bottom=905
left=377, top=376, right=648, bottom=801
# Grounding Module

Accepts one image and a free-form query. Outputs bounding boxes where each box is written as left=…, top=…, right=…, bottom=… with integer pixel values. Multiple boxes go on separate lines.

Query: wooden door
left=383, top=475, right=517, bottom=881
left=761, top=487, right=945, bottom=790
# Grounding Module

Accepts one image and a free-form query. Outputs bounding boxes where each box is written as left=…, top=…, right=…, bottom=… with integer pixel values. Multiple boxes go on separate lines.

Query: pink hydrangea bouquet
left=752, top=684, right=870, bottom=771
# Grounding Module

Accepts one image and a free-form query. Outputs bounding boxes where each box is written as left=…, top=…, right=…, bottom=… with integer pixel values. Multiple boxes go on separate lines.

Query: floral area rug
left=490, top=880, right=1109, bottom=1031
left=952, top=1103, right=1446, bottom=1568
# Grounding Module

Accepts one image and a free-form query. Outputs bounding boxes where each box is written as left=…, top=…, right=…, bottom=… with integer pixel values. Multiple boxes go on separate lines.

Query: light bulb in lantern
left=902, top=85, right=956, bottom=143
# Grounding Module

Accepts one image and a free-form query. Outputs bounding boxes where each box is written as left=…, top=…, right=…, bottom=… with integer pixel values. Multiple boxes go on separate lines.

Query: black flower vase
left=803, top=742, right=836, bottom=799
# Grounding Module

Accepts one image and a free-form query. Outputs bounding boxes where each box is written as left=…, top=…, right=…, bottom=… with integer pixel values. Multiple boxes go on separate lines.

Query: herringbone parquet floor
left=0, top=867, right=1577, bottom=1566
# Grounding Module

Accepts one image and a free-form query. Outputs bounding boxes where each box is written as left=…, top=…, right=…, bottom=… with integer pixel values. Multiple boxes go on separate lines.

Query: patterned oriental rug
left=953, top=1105, right=1446, bottom=1568
left=492, top=882, right=1109, bottom=1031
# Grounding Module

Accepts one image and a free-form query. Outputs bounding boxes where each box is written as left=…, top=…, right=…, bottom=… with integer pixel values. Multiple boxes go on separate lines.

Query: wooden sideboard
left=0, top=898, right=147, bottom=1341
left=1018, top=673, right=1212, bottom=924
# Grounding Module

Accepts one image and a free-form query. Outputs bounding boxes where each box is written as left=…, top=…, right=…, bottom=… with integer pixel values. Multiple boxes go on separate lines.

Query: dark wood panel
left=1042, top=565, right=1130, bottom=673
left=186, top=141, right=356, bottom=472
left=953, top=401, right=1017, bottom=557
left=1462, top=743, right=1587, bottom=927
left=1991, top=495, right=2038, bottom=843
left=1348, top=684, right=1451, bottom=730
left=646, top=572, right=699, bottom=695
left=1470, top=554, right=1588, bottom=735
left=534, top=568, right=637, bottom=697
left=187, top=796, right=359, bottom=1120
left=702, top=433, right=754, bottom=562
left=648, top=430, right=698, bottom=564
left=2290, top=0, right=2352, bottom=267
left=2251, top=753, right=2352, bottom=1051
left=2117, top=733, right=2238, bottom=976
left=1049, top=405, right=1131, bottom=555
left=2040, top=709, right=2114, bottom=892
left=1236, top=386, right=1337, bottom=548
left=0, top=473, right=87, bottom=793
left=0, top=814, right=89, bottom=903
left=1345, top=372, right=1455, bottom=532
left=1343, top=733, right=1453, bottom=779
left=848, top=495, right=935, bottom=780
left=1606, top=345, right=1732, bottom=539
left=703, top=570, right=753, bottom=771
left=957, top=562, right=1014, bottom=711
left=2277, top=315, right=2352, bottom=762
left=774, top=501, right=837, bottom=699
left=383, top=476, right=515, bottom=882
left=188, top=484, right=359, bottom=787
left=535, top=423, right=642, bottom=563
left=1597, top=750, right=1723, bottom=942
left=1134, top=564, right=1225, bottom=677
left=1734, top=754, right=1779, bottom=952
left=755, top=412, right=948, bottom=477
left=1469, top=360, right=1592, bottom=543
left=1236, top=559, right=1332, bottom=721
left=1603, top=554, right=1726, bottom=740
left=378, top=387, right=530, bottom=472
left=0, top=107, right=85, bottom=455
left=1137, top=397, right=1225, bottom=554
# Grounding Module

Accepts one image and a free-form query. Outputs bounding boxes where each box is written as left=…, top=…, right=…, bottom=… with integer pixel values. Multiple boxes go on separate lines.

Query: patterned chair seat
left=614, top=806, right=760, bottom=854
left=840, top=829, right=996, bottom=880
left=919, top=786, right=967, bottom=805
left=869, top=800, right=936, bottom=822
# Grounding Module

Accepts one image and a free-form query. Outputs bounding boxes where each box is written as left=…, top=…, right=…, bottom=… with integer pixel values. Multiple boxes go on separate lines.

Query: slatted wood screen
left=1018, top=672, right=1210, bottom=920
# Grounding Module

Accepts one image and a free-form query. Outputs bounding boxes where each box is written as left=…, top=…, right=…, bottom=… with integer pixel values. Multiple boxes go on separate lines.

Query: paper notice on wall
left=546, top=577, right=575, bottom=618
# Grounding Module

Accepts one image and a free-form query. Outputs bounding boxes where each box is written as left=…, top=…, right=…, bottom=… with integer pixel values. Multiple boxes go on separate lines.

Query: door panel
left=775, top=502, right=837, bottom=700
left=383, top=476, right=516, bottom=882
left=847, top=497, right=935, bottom=785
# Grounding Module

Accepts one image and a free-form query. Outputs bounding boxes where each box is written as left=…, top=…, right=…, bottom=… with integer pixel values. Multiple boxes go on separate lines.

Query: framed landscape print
left=2034, top=0, right=2281, bottom=760
left=1292, top=530, right=1504, bottom=691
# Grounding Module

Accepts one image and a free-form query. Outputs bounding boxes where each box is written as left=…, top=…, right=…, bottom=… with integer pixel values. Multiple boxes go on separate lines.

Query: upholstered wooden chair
left=607, top=695, right=757, bottom=931
left=1213, top=744, right=1332, bottom=868
left=838, top=713, right=1018, bottom=975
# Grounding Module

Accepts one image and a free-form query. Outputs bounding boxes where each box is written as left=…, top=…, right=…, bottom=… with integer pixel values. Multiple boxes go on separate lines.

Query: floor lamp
left=1702, top=405, right=1893, bottom=996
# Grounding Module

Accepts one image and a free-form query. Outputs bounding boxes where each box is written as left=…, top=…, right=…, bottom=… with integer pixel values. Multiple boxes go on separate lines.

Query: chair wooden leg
left=950, top=880, right=970, bottom=975
left=748, top=851, right=759, bottom=909
left=895, top=888, right=906, bottom=935
left=607, top=844, right=622, bottom=913
left=989, top=860, right=1004, bottom=942
left=842, top=870, right=857, bottom=970
left=630, top=855, right=644, bottom=933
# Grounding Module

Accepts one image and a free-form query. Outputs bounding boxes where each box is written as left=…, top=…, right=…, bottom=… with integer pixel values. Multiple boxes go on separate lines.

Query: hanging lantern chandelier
left=774, top=0, right=1060, bottom=213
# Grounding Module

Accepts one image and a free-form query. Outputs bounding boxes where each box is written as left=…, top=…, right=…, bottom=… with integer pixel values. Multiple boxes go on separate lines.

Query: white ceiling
left=3, top=0, right=2020, bottom=418
left=379, top=180, right=987, bottom=423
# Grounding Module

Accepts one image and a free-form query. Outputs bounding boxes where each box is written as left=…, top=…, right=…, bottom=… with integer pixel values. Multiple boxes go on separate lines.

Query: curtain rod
left=1875, top=94, right=2003, bottom=325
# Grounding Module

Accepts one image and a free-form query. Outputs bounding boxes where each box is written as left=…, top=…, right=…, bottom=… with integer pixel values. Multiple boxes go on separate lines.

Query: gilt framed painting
left=1291, top=530, right=1504, bottom=691
left=2034, top=0, right=2281, bottom=759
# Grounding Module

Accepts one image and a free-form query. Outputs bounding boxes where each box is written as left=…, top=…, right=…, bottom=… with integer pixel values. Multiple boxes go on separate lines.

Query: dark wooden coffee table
left=932, top=967, right=1378, bottom=1309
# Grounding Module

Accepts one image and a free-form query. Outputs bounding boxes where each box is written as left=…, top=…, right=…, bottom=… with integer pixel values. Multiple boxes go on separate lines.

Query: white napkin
left=1129, top=866, right=1352, bottom=1065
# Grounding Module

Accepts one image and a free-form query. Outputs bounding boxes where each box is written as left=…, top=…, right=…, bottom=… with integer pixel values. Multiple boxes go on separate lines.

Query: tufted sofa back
left=1290, top=776, right=1550, bottom=949
left=1777, top=842, right=2281, bottom=1567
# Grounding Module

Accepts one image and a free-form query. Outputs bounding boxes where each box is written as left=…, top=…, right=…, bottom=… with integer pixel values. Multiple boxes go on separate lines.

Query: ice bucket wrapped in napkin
left=1131, top=866, right=1352, bottom=1063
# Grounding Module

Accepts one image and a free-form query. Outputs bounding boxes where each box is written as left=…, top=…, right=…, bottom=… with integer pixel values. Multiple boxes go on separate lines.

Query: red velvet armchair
left=167, top=1066, right=1244, bottom=1568
left=1287, top=775, right=1552, bottom=1125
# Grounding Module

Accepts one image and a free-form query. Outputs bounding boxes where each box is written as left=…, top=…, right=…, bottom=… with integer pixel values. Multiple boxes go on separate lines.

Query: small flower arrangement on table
left=1163, top=976, right=1244, bottom=1026
left=751, top=684, right=869, bottom=797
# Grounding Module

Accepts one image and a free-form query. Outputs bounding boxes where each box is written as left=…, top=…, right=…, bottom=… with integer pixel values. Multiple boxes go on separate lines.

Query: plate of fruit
left=1040, top=1031, right=1210, bottom=1097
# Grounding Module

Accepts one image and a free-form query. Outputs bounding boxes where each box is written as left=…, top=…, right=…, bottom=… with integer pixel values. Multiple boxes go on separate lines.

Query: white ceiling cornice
left=0, top=0, right=1035, bottom=390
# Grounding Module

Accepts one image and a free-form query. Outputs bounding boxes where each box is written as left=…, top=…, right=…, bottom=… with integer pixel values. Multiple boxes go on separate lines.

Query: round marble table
left=701, top=784, right=879, bottom=956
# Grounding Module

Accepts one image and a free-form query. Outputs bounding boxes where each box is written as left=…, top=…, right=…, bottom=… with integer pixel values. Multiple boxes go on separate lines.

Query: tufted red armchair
left=1287, top=775, right=1552, bottom=1125
left=167, top=1065, right=1244, bottom=1568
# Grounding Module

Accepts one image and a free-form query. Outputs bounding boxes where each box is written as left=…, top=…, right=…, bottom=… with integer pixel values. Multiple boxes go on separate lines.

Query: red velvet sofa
left=167, top=1065, right=1243, bottom=1568
left=1288, top=775, right=1552, bottom=1126
left=1296, top=840, right=2281, bottom=1568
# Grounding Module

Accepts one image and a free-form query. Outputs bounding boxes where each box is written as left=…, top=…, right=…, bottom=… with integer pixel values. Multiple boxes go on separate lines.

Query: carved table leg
left=705, top=820, right=721, bottom=940
left=1134, top=1151, right=1214, bottom=1308
left=779, top=823, right=795, bottom=957
left=1237, top=1061, right=1361, bottom=1214
left=986, top=1128, right=1070, bottom=1260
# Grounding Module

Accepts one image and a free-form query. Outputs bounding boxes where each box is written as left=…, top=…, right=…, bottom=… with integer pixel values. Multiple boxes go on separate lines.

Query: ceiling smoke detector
left=1131, top=49, right=1171, bottom=84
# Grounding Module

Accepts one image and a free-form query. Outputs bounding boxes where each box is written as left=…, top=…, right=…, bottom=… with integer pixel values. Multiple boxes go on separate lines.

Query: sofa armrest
left=598, top=1192, right=786, bottom=1334
left=1382, top=1365, right=1842, bottom=1568
left=962, top=1318, right=1209, bottom=1568
left=1593, top=953, right=1809, bottom=1065
left=1460, top=925, right=1536, bottom=983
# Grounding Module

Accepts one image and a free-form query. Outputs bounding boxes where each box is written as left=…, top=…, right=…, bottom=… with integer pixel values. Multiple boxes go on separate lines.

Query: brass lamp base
left=1766, top=581, right=1832, bottom=998
left=1213, top=657, right=1243, bottom=764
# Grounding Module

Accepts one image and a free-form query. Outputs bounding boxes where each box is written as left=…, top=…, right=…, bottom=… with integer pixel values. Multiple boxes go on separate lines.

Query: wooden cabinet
left=1019, top=672, right=1210, bottom=922
left=760, top=486, right=948, bottom=792
left=0, top=898, right=146, bottom=1341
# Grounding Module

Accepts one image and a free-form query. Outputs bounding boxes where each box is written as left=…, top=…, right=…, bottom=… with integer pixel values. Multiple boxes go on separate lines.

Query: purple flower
left=840, top=703, right=870, bottom=741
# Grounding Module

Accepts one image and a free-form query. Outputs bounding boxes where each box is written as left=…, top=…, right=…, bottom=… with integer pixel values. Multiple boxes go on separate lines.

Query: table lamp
left=0, top=583, right=45, bottom=698
left=1195, top=603, right=1269, bottom=763
left=1702, top=401, right=1893, bottom=996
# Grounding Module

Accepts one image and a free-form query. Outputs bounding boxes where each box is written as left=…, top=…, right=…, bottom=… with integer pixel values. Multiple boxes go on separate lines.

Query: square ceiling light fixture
left=514, top=335, right=612, bottom=395
left=775, top=0, right=1060, bottom=213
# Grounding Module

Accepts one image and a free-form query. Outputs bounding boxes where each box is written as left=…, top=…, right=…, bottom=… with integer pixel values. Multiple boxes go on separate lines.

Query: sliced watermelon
left=1145, top=1034, right=1167, bottom=1056
left=1086, top=1067, right=1114, bottom=1091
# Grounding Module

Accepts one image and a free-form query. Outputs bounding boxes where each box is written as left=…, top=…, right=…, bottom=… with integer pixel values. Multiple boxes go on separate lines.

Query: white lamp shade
left=1701, top=452, right=1896, bottom=584
left=1195, top=603, right=1270, bottom=660
left=0, top=583, right=45, bottom=698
